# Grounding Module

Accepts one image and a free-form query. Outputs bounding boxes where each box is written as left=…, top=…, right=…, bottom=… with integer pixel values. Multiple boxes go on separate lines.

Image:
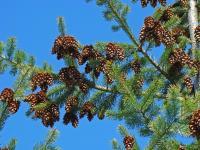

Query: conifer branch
left=107, top=1, right=171, bottom=82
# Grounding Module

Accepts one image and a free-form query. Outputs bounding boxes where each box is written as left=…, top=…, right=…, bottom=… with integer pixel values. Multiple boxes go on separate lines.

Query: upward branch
left=107, top=1, right=171, bottom=83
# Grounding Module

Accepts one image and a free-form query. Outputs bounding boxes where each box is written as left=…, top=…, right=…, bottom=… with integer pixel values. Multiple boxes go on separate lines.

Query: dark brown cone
left=140, top=0, right=148, bottom=7
left=63, top=112, right=71, bottom=125
left=193, top=61, right=200, bottom=71
left=59, top=66, right=82, bottom=86
left=79, top=80, right=89, bottom=93
left=144, top=16, right=155, bottom=29
left=106, top=43, right=124, bottom=60
left=195, top=25, right=200, bottom=43
left=8, top=100, right=20, bottom=114
left=65, top=96, right=78, bottom=113
left=94, top=67, right=101, bottom=78
left=160, top=8, right=173, bottom=22
left=71, top=114, right=79, bottom=128
left=162, top=30, right=175, bottom=46
left=82, top=45, right=94, bottom=59
left=150, top=0, right=157, bottom=7
left=50, top=104, right=60, bottom=121
left=123, top=135, right=135, bottom=150
left=80, top=101, right=95, bottom=121
left=85, top=63, right=92, bottom=74
left=31, top=72, right=53, bottom=92
left=24, top=94, right=39, bottom=108
left=52, top=35, right=79, bottom=59
left=184, top=76, right=193, bottom=91
left=189, top=109, right=200, bottom=138
left=131, top=60, right=141, bottom=74
left=42, top=110, right=54, bottom=127
left=139, top=26, right=147, bottom=44
left=1, top=88, right=14, bottom=102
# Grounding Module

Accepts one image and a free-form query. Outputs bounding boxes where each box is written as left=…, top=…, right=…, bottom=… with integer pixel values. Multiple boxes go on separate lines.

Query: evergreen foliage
left=0, top=0, right=200, bottom=149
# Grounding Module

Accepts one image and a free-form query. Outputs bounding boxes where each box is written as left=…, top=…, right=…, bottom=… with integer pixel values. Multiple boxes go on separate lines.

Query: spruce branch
left=107, top=1, right=172, bottom=83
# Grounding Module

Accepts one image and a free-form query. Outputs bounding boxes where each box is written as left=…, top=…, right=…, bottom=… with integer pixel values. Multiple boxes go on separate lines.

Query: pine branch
left=107, top=1, right=172, bottom=83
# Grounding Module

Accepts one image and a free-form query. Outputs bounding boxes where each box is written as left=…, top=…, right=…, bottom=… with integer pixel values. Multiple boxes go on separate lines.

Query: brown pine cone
left=123, top=135, right=135, bottom=150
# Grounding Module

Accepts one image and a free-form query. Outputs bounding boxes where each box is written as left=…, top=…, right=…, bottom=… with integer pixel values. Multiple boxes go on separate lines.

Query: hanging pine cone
left=139, top=26, right=147, bottom=44
left=25, top=94, right=39, bottom=108
left=50, top=103, right=60, bottom=122
left=131, top=60, right=141, bottom=74
left=79, top=79, right=89, bottom=93
left=63, top=112, right=79, bottom=128
left=1, top=88, right=14, bottom=102
left=184, top=76, right=193, bottom=91
left=106, top=43, right=124, bottom=60
left=123, top=135, right=135, bottom=150
left=189, top=109, right=200, bottom=138
left=193, top=60, right=200, bottom=71
left=162, top=30, right=175, bottom=46
left=94, top=67, right=101, bottom=78
left=31, top=72, right=53, bottom=92
left=42, top=110, right=54, bottom=127
left=144, top=16, right=155, bottom=29
left=171, top=28, right=185, bottom=43
left=65, top=96, right=78, bottom=113
left=195, top=25, right=200, bottom=43
left=8, top=100, right=20, bottom=114
left=59, top=66, right=82, bottom=86
left=160, top=8, right=173, bottom=22
left=79, top=101, right=96, bottom=121
left=150, top=0, right=157, bottom=7
left=140, top=0, right=148, bottom=7
left=52, top=35, right=79, bottom=59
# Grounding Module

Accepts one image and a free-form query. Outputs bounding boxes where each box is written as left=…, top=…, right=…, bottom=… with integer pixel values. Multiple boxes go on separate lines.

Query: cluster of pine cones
left=123, top=135, right=135, bottom=150
left=140, top=0, right=166, bottom=8
left=52, top=35, right=125, bottom=84
left=0, top=88, right=20, bottom=114
left=169, top=48, right=200, bottom=71
left=25, top=91, right=60, bottom=127
left=59, top=66, right=89, bottom=93
left=189, top=109, right=200, bottom=138
left=63, top=96, right=101, bottom=128
left=139, top=16, right=176, bottom=47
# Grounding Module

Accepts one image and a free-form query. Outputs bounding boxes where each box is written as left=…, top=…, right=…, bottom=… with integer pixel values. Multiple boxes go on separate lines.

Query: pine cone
left=139, top=26, right=147, bottom=44
left=31, top=72, right=53, bottom=92
left=8, top=100, right=20, bottom=114
left=162, top=30, right=175, bottom=46
left=180, top=0, right=188, bottom=6
left=79, top=80, right=89, bottom=93
left=150, top=0, right=157, bottom=7
left=42, top=110, right=54, bottom=127
left=140, top=0, right=148, bottom=7
left=1, top=88, right=14, bottom=102
left=79, top=101, right=95, bottom=121
left=65, top=96, right=78, bottom=113
left=59, top=66, right=82, bottom=86
left=106, top=43, right=124, bottom=60
left=144, top=16, right=155, bottom=29
left=195, top=25, right=200, bottom=43
left=123, top=135, right=135, bottom=150
left=184, top=76, right=193, bottom=91
left=189, top=109, right=200, bottom=138
left=63, top=112, right=79, bottom=128
left=131, top=60, right=141, bottom=74
left=160, top=8, right=173, bottom=22
left=52, top=35, right=79, bottom=59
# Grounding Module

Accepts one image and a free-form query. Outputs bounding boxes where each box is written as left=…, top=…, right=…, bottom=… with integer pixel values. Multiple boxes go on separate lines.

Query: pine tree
left=0, top=0, right=200, bottom=149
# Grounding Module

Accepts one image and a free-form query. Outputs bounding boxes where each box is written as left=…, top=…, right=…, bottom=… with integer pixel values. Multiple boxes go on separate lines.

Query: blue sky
left=0, top=0, right=192, bottom=149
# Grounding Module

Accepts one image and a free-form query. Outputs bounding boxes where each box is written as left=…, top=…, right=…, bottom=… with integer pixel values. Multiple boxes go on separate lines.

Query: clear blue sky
left=0, top=0, right=192, bottom=149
